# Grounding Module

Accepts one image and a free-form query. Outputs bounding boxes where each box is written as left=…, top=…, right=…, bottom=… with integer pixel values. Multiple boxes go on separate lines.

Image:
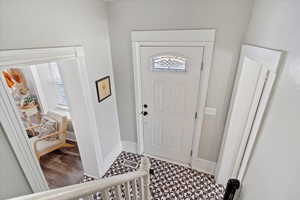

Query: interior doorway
left=1, top=63, right=83, bottom=189
left=0, top=47, right=104, bottom=193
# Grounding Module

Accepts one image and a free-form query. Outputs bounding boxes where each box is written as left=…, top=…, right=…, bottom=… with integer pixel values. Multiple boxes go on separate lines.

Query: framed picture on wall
left=95, top=76, right=112, bottom=103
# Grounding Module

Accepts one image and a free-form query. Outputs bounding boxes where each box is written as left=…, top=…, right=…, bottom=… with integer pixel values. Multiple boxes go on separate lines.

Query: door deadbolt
left=141, top=111, right=148, bottom=116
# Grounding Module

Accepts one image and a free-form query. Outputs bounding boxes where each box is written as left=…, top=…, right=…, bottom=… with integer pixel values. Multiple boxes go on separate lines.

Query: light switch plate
left=205, top=107, right=217, bottom=115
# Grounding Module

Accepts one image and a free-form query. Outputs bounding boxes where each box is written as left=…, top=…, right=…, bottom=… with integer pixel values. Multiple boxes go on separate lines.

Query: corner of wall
left=122, top=140, right=137, bottom=154
left=101, top=141, right=122, bottom=176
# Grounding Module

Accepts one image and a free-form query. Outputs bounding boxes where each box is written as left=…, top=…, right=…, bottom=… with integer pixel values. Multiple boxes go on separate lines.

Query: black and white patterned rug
left=83, top=151, right=225, bottom=200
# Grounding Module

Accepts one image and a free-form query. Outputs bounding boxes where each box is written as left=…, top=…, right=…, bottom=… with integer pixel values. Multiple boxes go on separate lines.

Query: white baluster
left=124, top=181, right=131, bottom=200
left=88, top=194, right=94, bottom=200
left=116, top=185, right=122, bottom=200
left=78, top=195, right=92, bottom=200
left=137, top=177, right=144, bottom=200
left=132, top=179, right=138, bottom=200
left=139, top=157, right=151, bottom=200
left=103, top=188, right=110, bottom=200
left=143, top=175, right=151, bottom=200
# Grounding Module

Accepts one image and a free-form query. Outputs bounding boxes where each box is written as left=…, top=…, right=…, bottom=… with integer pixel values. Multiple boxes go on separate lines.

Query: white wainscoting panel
left=204, top=107, right=217, bottom=116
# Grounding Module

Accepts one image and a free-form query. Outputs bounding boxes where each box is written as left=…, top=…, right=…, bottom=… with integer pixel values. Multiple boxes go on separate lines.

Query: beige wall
left=240, top=0, right=300, bottom=199
left=0, top=124, right=32, bottom=199
left=106, top=0, right=254, bottom=162
left=0, top=0, right=121, bottom=177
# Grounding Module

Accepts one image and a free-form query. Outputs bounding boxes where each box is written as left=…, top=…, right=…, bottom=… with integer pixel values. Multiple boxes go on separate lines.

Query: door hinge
left=190, top=150, right=193, bottom=157
left=201, top=61, right=204, bottom=71
left=194, top=112, right=198, bottom=119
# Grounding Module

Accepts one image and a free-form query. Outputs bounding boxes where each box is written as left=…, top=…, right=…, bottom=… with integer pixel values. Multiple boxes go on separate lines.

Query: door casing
left=0, top=47, right=105, bottom=192
left=131, top=30, right=216, bottom=168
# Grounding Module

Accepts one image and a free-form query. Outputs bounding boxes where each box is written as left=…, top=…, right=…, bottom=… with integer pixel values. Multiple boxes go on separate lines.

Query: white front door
left=140, top=46, right=204, bottom=164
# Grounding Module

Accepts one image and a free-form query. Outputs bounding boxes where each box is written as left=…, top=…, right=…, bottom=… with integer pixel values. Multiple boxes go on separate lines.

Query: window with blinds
left=49, top=63, right=69, bottom=108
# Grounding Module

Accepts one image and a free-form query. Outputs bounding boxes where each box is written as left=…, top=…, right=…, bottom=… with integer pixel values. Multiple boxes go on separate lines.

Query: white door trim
left=131, top=30, right=216, bottom=167
left=0, top=47, right=105, bottom=192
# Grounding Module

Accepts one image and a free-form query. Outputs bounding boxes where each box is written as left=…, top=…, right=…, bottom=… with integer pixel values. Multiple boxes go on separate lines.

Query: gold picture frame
left=95, top=76, right=112, bottom=102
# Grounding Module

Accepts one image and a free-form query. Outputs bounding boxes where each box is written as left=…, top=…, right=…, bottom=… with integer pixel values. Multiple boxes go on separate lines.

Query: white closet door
left=232, top=63, right=269, bottom=177
left=216, top=45, right=282, bottom=185
left=217, top=57, right=267, bottom=185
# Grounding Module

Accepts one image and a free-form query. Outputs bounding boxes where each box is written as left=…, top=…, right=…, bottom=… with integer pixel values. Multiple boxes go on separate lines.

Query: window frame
left=49, top=62, right=69, bottom=110
left=151, top=53, right=188, bottom=72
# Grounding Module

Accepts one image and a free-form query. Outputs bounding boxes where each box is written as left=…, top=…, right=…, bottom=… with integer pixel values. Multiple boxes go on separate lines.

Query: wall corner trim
left=101, top=142, right=122, bottom=176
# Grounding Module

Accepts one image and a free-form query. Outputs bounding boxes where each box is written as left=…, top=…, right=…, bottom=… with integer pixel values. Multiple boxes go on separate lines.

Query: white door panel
left=216, top=45, right=282, bottom=186
left=141, top=46, right=203, bottom=164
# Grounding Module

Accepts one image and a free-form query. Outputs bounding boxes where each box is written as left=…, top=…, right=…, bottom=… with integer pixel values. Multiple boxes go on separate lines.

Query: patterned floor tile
left=82, top=151, right=225, bottom=200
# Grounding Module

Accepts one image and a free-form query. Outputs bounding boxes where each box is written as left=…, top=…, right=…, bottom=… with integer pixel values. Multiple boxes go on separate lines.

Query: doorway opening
left=1, top=62, right=84, bottom=189
left=0, top=47, right=104, bottom=193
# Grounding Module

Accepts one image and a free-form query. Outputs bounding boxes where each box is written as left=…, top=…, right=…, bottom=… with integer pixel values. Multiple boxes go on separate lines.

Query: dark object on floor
left=83, top=151, right=225, bottom=200
left=39, top=142, right=84, bottom=189
left=223, top=179, right=240, bottom=200
left=149, top=168, right=154, bottom=175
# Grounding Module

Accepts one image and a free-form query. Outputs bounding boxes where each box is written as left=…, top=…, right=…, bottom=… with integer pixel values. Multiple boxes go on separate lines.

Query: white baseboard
left=101, top=142, right=122, bottom=176
left=66, top=131, right=77, bottom=142
left=83, top=173, right=99, bottom=180
left=192, top=158, right=216, bottom=175
left=143, top=153, right=191, bottom=168
left=122, top=141, right=137, bottom=154
left=121, top=141, right=216, bottom=176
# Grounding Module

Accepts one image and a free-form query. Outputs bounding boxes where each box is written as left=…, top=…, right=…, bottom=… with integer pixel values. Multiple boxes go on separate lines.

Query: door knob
left=141, top=111, right=148, bottom=116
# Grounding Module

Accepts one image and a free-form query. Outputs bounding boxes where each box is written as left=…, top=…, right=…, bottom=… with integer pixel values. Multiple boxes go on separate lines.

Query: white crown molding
left=132, top=30, right=216, bottom=42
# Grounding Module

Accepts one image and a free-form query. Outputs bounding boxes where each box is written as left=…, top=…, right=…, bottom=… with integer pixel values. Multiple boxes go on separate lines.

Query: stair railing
left=10, top=157, right=151, bottom=200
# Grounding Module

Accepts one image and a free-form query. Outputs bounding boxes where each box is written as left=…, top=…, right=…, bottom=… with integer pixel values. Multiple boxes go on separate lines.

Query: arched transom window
left=152, top=55, right=187, bottom=72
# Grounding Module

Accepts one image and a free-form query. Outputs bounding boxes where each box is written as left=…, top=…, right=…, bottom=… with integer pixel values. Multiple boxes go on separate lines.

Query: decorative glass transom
left=152, top=55, right=187, bottom=72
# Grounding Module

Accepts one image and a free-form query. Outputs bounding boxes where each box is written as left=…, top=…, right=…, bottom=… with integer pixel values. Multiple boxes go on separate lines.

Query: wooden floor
left=39, top=142, right=84, bottom=189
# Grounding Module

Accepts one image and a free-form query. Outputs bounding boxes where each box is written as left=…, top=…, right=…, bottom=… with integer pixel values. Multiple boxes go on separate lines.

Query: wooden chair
left=20, top=104, right=41, bottom=130
left=27, top=111, right=74, bottom=160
